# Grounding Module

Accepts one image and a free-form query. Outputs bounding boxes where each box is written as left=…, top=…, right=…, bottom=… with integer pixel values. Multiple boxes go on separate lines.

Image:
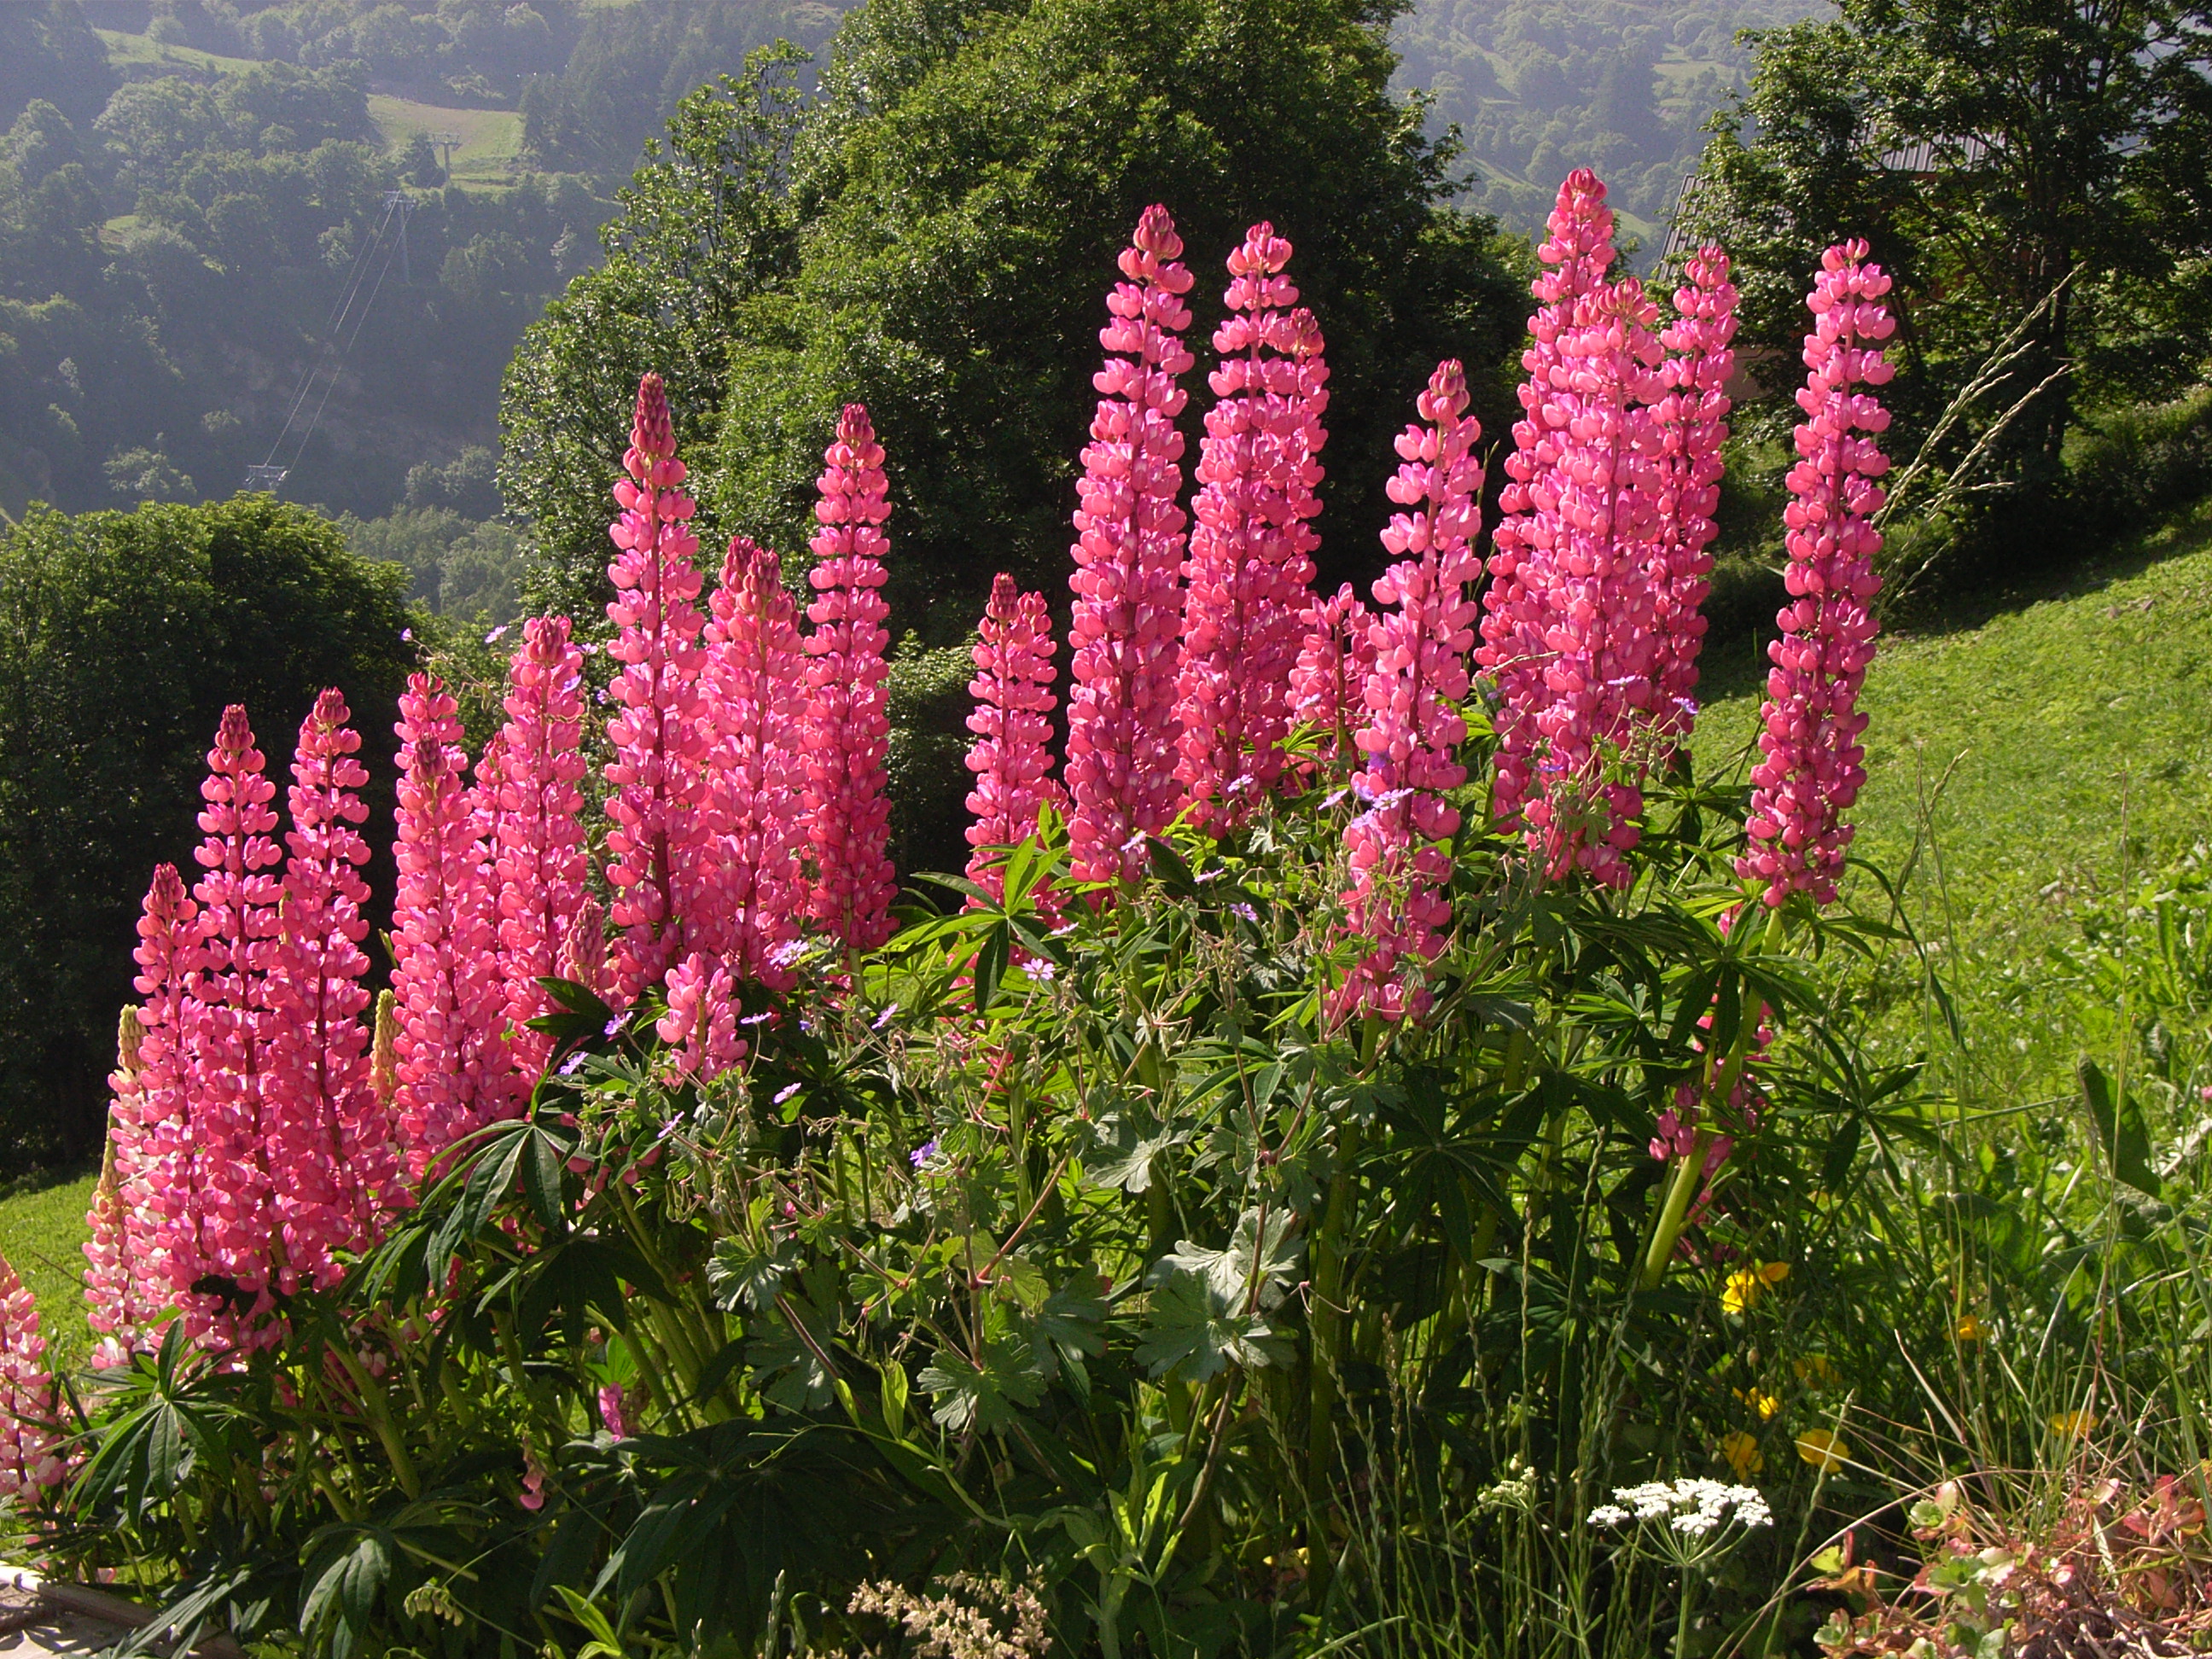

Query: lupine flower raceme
left=0, top=1254, right=62, bottom=1500
left=127, top=863, right=205, bottom=1320
left=965, top=573, right=1065, bottom=905
left=1481, top=169, right=1620, bottom=833
left=83, top=1033, right=149, bottom=1366
left=1336, top=362, right=1484, bottom=1022
left=392, top=673, right=515, bottom=1178
left=1291, top=583, right=1378, bottom=777
left=1651, top=247, right=1738, bottom=742
left=604, top=372, right=712, bottom=997
left=703, top=537, right=808, bottom=988
left=490, top=618, right=590, bottom=1069
left=802, top=405, right=897, bottom=954
left=1518, top=276, right=1671, bottom=888
left=188, top=704, right=282, bottom=1326
left=1067, top=205, right=1195, bottom=887
left=1738, top=242, right=1894, bottom=908
left=263, top=690, right=392, bottom=1289
left=656, top=951, right=747, bottom=1082
left=1174, top=222, right=1329, bottom=830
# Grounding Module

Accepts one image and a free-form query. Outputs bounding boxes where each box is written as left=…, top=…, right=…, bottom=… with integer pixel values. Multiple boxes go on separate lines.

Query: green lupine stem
left=1307, top=1121, right=1364, bottom=1498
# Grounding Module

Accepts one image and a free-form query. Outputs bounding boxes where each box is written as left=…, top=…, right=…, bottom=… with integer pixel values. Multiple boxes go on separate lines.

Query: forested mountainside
left=1394, top=0, right=1825, bottom=241
left=0, top=0, right=1807, bottom=563
left=0, top=0, right=841, bottom=548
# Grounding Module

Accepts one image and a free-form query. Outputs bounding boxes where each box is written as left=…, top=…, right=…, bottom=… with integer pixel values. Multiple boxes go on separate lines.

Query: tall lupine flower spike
left=188, top=704, right=281, bottom=1318
left=559, top=897, right=608, bottom=999
left=1175, top=224, right=1330, bottom=830
left=128, top=864, right=203, bottom=1318
left=1066, top=204, right=1196, bottom=887
left=965, top=573, right=1065, bottom=905
left=1739, top=242, right=1894, bottom=908
left=1290, top=583, right=1377, bottom=777
left=605, top=372, right=712, bottom=998
left=656, top=952, right=746, bottom=1082
left=1481, top=170, right=1618, bottom=834
left=264, top=690, right=392, bottom=1289
left=0, top=1253, right=62, bottom=1501
left=703, top=538, right=808, bottom=988
left=1651, top=247, right=1739, bottom=742
left=1520, top=277, right=1671, bottom=888
left=1336, top=362, right=1484, bottom=1022
left=492, top=617, right=589, bottom=1068
left=392, top=673, right=515, bottom=1179
left=84, top=1018, right=148, bottom=1367
left=802, top=405, right=897, bottom=954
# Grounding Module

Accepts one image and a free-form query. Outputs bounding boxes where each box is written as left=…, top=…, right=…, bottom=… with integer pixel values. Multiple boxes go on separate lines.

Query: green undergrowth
left=1695, top=503, right=2212, bottom=1109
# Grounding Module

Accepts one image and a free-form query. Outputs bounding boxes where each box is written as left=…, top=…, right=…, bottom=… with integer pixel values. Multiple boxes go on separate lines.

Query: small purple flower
left=560, top=1051, right=587, bottom=1076
left=1027, top=958, right=1057, bottom=981
left=486, top=623, right=510, bottom=644
left=910, top=1138, right=940, bottom=1168
left=580, top=642, right=601, bottom=656
left=603, top=1016, right=625, bottom=1038
left=596, top=688, right=610, bottom=705
left=1322, top=788, right=1350, bottom=810
left=740, top=1010, right=773, bottom=1027
left=870, top=1002, right=899, bottom=1031
left=1231, top=902, right=1258, bottom=923
left=769, top=939, right=808, bottom=969
left=400, top=626, right=414, bottom=642
left=773, top=1082, right=801, bottom=1106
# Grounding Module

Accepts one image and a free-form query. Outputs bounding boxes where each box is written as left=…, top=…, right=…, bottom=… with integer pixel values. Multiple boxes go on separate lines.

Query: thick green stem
left=1306, top=1122, right=1363, bottom=1499
left=1639, top=1125, right=1718, bottom=1291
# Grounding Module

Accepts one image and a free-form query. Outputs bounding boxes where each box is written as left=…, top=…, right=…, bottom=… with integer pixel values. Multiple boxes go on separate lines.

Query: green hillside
left=1695, top=508, right=2212, bottom=1103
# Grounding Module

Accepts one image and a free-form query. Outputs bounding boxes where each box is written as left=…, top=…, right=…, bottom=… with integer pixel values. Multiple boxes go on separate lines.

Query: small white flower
left=1587, top=1505, right=1631, bottom=1528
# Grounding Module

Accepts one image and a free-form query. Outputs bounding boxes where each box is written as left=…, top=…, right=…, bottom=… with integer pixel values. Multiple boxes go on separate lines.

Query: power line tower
left=380, top=189, right=416, bottom=283
left=434, top=131, right=463, bottom=179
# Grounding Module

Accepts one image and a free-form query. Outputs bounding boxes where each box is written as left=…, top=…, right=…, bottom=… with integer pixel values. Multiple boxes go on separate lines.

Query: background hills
left=0, top=0, right=1818, bottom=619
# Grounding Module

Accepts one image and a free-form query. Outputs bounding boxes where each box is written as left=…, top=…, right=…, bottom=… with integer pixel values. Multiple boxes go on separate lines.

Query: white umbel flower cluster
left=1589, top=1479, right=1772, bottom=1536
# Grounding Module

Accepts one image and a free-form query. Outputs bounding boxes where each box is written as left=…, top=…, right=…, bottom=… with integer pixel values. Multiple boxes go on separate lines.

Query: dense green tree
left=0, top=3, right=117, bottom=132
left=0, top=496, right=413, bottom=1167
left=505, top=0, right=1528, bottom=635
left=1683, top=0, right=2212, bottom=521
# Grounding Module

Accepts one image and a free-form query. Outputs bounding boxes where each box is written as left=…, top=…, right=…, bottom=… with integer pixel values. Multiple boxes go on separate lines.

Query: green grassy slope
left=1695, top=508, right=2212, bottom=1099
left=0, top=1172, right=97, bottom=1364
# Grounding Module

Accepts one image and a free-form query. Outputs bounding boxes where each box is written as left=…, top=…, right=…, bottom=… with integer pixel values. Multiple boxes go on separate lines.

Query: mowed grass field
left=365, top=96, right=525, bottom=181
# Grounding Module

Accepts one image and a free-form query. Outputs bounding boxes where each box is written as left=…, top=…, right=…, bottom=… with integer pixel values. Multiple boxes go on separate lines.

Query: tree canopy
left=1682, top=0, right=2212, bottom=533
left=503, top=0, right=1529, bottom=634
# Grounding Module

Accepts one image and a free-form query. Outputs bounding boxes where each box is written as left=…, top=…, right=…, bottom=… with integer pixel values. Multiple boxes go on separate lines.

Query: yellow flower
left=1796, top=1429, right=1849, bottom=1472
left=1736, top=1387, right=1780, bottom=1420
left=1720, top=1431, right=1764, bottom=1478
left=2049, top=1411, right=2097, bottom=1439
left=1792, top=1353, right=1838, bottom=1389
left=1721, top=1260, right=1790, bottom=1315
left=1953, top=1313, right=1986, bottom=1342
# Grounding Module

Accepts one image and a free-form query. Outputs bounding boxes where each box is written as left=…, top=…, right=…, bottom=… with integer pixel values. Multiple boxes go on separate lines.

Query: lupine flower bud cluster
left=1290, top=583, right=1377, bottom=775
left=1336, top=362, right=1484, bottom=1022
left=1481, top=177, right=1746, bottom=888
left=604, top=372, right=712, bottom=998
left=1174, top=222, right=1330, bottom=831
left=804, top=405, right=898, bottom=953
left=1482, top=169, right=1619, bottom=836
left=1738, top=242, right=1894, bottom=907
left=1652, top=248, right=1738, bottom=738
left=0, top=1254, right=61, bottom=1499
left=703, top=538, right=809, bottom=988
left=1066, top=205, right=1196, bottom=888
left=965, top=573, right=1064, bottom=904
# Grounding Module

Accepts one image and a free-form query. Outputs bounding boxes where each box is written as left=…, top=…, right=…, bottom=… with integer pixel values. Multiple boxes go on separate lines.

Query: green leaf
left=2081, top=1057, right=2161, bottom=1196
left=1134, top=1272, right=1294, bottom=1384
left=707, top=1236, right=800, bottom=1313
left=1155, top=1207, right=1303, bottom=1313
left=917, top=1336, right=1050, bottom=1435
